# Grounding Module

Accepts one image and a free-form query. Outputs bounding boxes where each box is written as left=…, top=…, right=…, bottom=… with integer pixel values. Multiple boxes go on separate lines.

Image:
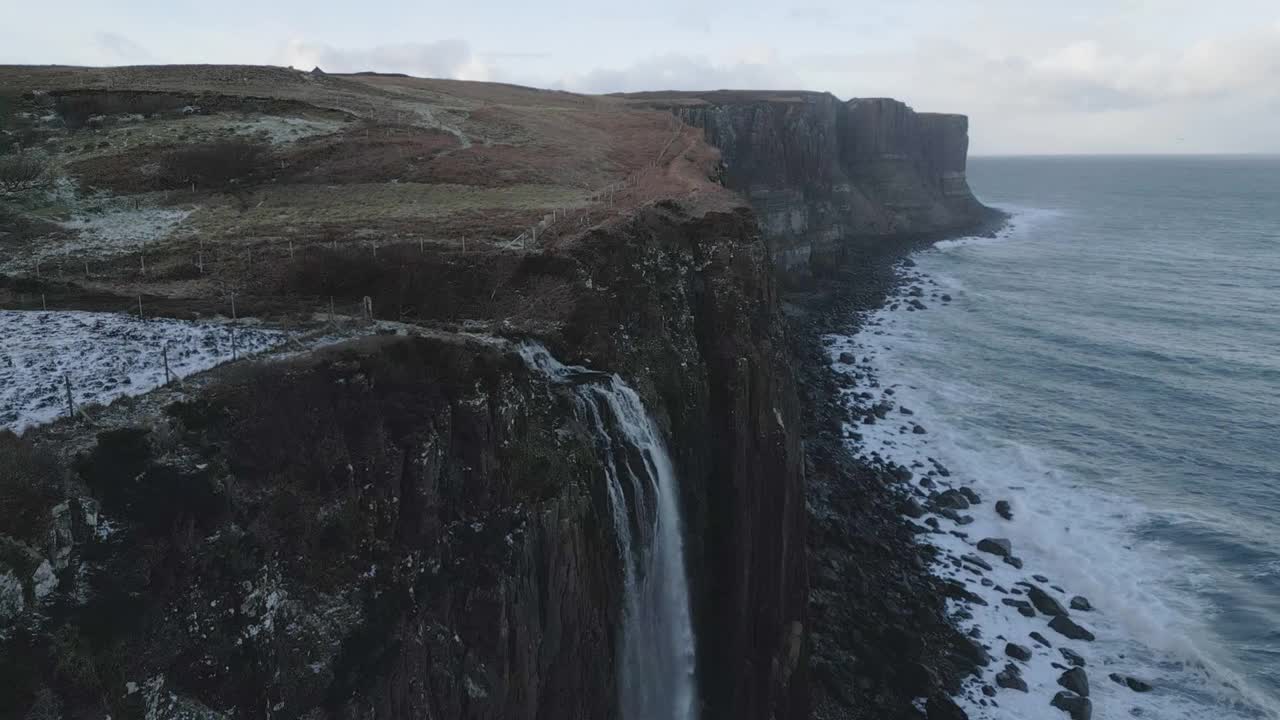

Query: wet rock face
left=3, top=337, right=624, bottom=720
left=561, top=203, right=808, bottom=720
left=659, top=93, right=995, bottom=277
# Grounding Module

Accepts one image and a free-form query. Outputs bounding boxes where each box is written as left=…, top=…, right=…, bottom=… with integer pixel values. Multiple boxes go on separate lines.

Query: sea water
left=833, top=156, right=1280, bottom=719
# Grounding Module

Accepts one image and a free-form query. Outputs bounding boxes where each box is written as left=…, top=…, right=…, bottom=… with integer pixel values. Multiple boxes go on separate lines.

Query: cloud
left=787, top=6, right=837, bottom=24
left=281, top=39, right=493, bottom=81
left=92, top=33, right=153, bottom=65
left=561, top=52, right=805, bottom=94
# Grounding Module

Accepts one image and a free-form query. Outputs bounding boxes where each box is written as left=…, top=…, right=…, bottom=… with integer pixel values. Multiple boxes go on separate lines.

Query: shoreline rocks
left=976, top=537, right=1012, bottom=558
left=1049, top=616, right=1096, bottom=642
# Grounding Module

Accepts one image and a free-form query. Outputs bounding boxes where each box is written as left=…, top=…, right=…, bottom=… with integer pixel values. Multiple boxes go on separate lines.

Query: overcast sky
left=3, top=0, right=1279, bottom=154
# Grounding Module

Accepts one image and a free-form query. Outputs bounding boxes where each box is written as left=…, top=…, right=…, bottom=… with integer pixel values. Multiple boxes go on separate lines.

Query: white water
left=518, top=343, right=698, bottom=720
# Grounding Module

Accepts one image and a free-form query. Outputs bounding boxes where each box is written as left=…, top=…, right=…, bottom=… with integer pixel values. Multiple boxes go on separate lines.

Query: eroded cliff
left=626, top=91, right=997, bottom=276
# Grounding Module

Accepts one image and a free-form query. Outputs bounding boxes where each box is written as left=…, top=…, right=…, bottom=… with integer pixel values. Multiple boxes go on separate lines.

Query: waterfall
left=519, top=344, right=698, bottom=720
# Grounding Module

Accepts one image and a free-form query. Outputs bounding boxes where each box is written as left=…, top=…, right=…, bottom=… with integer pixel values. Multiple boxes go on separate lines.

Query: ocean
left=833, top=156, right=1280, bottom=719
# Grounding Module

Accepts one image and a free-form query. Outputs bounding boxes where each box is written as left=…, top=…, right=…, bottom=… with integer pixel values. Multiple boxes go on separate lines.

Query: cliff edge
left=625, top=91, right=998, bottom=276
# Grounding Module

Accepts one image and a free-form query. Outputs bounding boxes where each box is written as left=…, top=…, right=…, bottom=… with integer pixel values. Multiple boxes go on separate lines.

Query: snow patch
left=0, top=310, right=285, bottom=434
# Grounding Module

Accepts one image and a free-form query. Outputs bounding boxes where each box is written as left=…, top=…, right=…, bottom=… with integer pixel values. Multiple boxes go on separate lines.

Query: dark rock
left=1031, top=632, right=1052, bottom=648
left=1002, top=556, right=1024, bottom=569
left=1051, top=691, right=1092, bottom=720
left=899, top=406, right=914, bottom=415
left=976, top=538, right=1012, bottom=558
left=912, top=424, right=928, bottom=434
left=1070, top=596, right=1093, bottom=612
left=1059, top=648, right=1085, bottom=667
left=926, top=693, right=968, bottom=720
left=1005, top=643, right=1032, bottom=662
left=1109, top=673, right=1153, bottom=693
left=1049, top=616, right=1096, bottom=642
left=1028, top=585, right=1069, bottom=617
left=958, top=487, right=981, bottom=505
left=901, top=498, right=926, bottom=518
left=1017, top=606, right=1036, bottom=618
left=838, top=351, right=857, bottom=364
left=1034, top=574, right=1049, bottom=583
left=995, top=500, right=1013, bottom=520
left=961, top=637, right=992, bottom=667
left=982, top=684, right=996, bottom=697
left=1058, top=667, right=1089, bottom=697
left=995, top=664, right=1027, bottom=692
left=934, top=489, right=970, bottom=510
left=941, top=294, right=952, bottom=302
left=1126, top=677, right=1153, bottom=693
left=964, top=554, right=994, bottom=571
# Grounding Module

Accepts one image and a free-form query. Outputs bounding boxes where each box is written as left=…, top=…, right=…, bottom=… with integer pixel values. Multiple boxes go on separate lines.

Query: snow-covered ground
left=1, top=310, right=285, bottom=434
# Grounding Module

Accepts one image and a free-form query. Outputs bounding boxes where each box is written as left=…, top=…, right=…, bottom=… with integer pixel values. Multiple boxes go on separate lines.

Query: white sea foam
left=933, top=205, right=1065, bottom=251
left=828, top=208, right=1280, bottom=720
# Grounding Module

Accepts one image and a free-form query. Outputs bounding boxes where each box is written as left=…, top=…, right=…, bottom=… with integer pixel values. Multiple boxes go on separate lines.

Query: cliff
left=2, top=65, right=982, bottom=720
left=624, top=91, right=997, bottom=276
left=0, top=63, right=808, bottom=718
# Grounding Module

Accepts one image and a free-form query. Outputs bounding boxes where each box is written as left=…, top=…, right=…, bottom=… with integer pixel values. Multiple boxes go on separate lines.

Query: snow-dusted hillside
left=1, top=310, right=285, bottom=434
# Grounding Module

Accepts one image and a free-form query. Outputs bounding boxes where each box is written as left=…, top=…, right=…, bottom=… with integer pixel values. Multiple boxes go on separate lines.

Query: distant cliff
left=626, top=91, right=998, bottom=275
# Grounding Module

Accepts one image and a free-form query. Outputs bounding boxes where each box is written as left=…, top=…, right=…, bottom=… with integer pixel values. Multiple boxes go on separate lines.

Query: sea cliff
left=626, top=91, right=997, bottom=277
left=0, top=66, right=989, bottom=720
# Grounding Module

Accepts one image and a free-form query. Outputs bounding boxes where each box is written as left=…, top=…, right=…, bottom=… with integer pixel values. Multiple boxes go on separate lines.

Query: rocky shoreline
left=784, top=231, right=990, bottom=720
left=800, top=219, right=1160, bottom=720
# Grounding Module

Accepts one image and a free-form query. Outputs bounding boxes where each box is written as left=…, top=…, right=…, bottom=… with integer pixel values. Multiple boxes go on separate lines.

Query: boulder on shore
left=1059, top=647, right=1085, bottom=667
left=1109, top=673, right=1153, bottom=692
left=1057, top=667, right=1089, bottom=697
left=1070, top=595, right=1093, bottom=612
left=1051, top=690, right=1092, bottom=720
left=1028, top=585, right=1069, bottom=617
left=1006, top=643, right=1032, bottom=662
left=996, top=664, right=1028, bottom=692
left=934, top=489, right=970, bottom=510
left=976, top=537, right=1012, bottom=558
left=995, top=500, right=1013, bottom=520
left=1049, top=616, right=1096, bottom=642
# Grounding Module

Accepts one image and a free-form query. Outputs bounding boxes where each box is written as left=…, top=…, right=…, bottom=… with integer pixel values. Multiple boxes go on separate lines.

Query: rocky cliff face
left=628, top=91, right=995, bottom=276
left=0, top=201, right=807, bottom=720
